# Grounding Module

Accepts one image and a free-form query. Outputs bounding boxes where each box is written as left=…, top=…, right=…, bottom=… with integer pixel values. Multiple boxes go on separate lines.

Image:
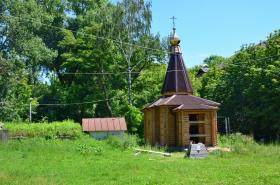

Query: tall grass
left=3, top=120, right=83, bottom=139
left=217, top=133, right=280, bottom=157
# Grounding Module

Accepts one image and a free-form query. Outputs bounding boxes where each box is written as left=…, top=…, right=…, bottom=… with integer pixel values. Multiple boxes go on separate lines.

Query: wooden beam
left=189, top=121, right=205, bottom=124
left=189, top=134, right=209, bottom=137
left=135, top=148, right=172, bottom=157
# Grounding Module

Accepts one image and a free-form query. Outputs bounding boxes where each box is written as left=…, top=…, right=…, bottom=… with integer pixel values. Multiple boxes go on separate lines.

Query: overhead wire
left=36, top=97, right=117, bottom=106
left=1, top=12, right=279, bottom=108
left=0, top=12, right=169, bottom=55
left=0, top=12, right=169, bottom=76
left=1, top=12, right=279, bottom=66
left=0, top=97, right=118, bottom=107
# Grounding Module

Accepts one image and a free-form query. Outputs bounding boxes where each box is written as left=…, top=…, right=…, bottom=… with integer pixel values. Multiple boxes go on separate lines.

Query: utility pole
left=128, top=64, right=132, bottom=105
left=128, top=58, right=145, bottom=105
left=29, top=98, right=33, bottom=122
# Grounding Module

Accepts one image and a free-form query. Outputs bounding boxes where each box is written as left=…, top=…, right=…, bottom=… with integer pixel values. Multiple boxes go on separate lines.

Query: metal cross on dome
left=170, top=16, right=177, bottom=31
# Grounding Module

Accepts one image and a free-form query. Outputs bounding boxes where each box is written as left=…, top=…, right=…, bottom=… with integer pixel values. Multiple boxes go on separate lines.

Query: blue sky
left=151, top=0, right=280, bottom=67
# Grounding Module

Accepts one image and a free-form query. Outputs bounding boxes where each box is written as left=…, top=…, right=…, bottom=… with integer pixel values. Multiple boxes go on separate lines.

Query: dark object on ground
left=186, top=143, right=208, bottom=159
left=0, top=129, right=9, bottom=141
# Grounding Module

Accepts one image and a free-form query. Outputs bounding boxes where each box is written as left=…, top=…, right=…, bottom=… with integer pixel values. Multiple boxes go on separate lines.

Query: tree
left=194, top=31, right=280, bottom=141
left=0, top=53, right=32, bottom=121
left=112, top=0, right=163, bottom=105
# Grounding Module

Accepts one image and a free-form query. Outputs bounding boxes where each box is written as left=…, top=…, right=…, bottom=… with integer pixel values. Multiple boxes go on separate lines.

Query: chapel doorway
left=189, top=113, right=206, bottom=144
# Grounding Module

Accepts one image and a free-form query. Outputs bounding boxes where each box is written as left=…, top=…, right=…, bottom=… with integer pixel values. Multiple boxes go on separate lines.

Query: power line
left=0, top=97, right=117, bottom=107
left=1, top=13, right=280, bottom=62
left=57, top=71, right=141, bottom=75
left=37, top=97, right=116, bottom=106
left=0, top=13, right=169, bottom=55
left=0, top=68, right=168, bottom=76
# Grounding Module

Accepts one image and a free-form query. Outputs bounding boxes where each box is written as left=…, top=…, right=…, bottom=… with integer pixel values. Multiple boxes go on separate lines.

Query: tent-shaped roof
left=161, top=29, right=193, bottom=95
left=161, top=52, right=193, bottom=95
left=145, top=28, right=220, bottom=111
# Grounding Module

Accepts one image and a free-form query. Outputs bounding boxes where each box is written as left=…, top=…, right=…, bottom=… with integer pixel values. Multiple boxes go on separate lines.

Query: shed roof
left=146, top=94, right=220, bottom=110
left=82, top=117, right=127, bottom=132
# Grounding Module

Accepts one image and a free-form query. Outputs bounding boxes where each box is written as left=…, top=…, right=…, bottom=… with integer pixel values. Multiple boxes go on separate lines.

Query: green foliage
left=218, top=133, right=259, bottom=154
left=106, top=134, right=139, bottom=150
left=0, top=0, right=165, bottom=134
left=188, top=65, right=202, bottom=96
left=0, top=54, right=33, bottom=121
left=1, top=0, right=279, bottom=142
left=4, top=120, right=83, bottom=139
left=191, top=31, right=280, bottom=141
left=219, top=133, right=256, bottom=146
left=76, top=143, right=103, bottom=156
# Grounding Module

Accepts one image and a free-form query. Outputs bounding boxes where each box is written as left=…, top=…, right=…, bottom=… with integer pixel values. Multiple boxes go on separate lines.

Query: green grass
left=0, top=135, right=279, bottom=185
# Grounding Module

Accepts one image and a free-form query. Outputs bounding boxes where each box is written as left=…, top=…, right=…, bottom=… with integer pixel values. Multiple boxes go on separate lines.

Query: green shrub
left=218, top=133, right=256, bottom=146
left=76, top=143, right=103, bottom=156
left=4, top=120, right=83, bottom=139
left=106, top=134, right=139, bottom=150
left=218, top=133, right=258, bottom=154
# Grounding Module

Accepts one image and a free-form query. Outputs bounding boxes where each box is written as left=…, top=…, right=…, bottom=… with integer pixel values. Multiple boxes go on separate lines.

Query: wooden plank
left=211, top=111, right=218, bottom=146
left=154, top=108, right=160, bottom=145
left=135, top=148, right=171, bottom=157
left=144, top=110, right=147, bottom=143
left=182, top=111, right=189, bottom=146
left=189, top=134, right=209, bottom=137
left=167, top=109, right=175, bottom=146
left=189, top=121, right=205, bottom=124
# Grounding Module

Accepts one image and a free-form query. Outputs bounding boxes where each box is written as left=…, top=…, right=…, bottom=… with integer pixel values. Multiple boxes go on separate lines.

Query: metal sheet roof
left=82, top=117, right=127, bottom=132
left=146, top=94, right=220, bottom=110
left=161, top=53, right=193, bottom=95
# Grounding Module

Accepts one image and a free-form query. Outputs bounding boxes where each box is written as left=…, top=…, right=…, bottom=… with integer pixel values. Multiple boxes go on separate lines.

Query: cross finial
left=170, top=16, right=177, bottom=32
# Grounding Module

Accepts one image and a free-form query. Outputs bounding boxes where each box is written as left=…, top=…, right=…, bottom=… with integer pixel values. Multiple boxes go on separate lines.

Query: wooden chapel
left=143, top=24, right=220, bottom=147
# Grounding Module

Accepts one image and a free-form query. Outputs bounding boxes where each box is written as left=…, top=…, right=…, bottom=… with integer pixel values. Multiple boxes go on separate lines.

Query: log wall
left=144, top=108, right=218, bottom=147
left=167, top=109, right=176, bottom=146
left=211, top=111, right=218, bottom=146
left=204, top=112, right=212, bottom=145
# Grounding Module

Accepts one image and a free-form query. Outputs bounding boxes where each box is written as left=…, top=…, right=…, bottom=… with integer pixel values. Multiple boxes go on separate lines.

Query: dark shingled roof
left=146, top=95, right=220, bottom=110
left=161, top=49, right=193, bottom=95
left=196, top=67, right=209, bottom=77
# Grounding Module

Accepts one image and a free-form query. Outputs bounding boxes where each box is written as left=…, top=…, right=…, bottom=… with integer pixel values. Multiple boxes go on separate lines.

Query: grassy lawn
left=0, top=136, right=279, bottom=185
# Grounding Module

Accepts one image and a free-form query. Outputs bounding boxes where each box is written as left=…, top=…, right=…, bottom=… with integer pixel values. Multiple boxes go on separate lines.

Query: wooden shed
left=143, top=27, right=220, bottom=147
left=82, top=117, right=127, bottom=140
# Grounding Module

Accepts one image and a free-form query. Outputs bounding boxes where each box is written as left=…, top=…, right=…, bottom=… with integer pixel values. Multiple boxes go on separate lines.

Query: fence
left=217, top=116, right=231, bottom=134
left=0, top=129, right=9, bottom=141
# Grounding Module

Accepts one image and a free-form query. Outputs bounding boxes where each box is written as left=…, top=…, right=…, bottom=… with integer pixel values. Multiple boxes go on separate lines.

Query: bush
left=106, top=134, right=139, bottom=150
left=218, top=133, right=258, bottom=154
left=76, top=143, right=103, bottom=156
left=4, top=120, right=83, bottom=139
left=218, top=133, right=256, bottom=146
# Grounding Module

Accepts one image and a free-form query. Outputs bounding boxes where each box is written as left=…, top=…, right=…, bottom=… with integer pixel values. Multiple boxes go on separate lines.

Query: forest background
left=0, top=0, right=279, bottom=141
